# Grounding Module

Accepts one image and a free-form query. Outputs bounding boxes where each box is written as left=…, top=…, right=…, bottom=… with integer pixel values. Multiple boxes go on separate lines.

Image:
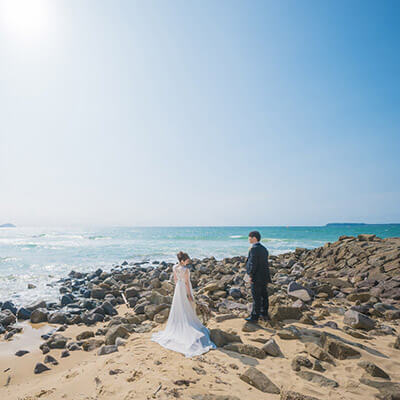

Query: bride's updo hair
left=177, top=251, right=190, bottom=263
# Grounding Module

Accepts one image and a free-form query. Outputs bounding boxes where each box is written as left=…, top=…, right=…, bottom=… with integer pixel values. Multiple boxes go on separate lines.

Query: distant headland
left=0, top=223, right=16, bottom=228
left=326, top=223, right=367, bottom=226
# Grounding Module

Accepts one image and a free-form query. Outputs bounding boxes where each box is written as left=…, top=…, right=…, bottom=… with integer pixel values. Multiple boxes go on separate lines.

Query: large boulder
left=240, top=367, right=280, bottom=394
left=344, top=310, right=375, bottom=331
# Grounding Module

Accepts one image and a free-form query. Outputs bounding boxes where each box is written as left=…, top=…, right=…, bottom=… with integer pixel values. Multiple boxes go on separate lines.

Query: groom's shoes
left=244, top=316, right=259, bottom=322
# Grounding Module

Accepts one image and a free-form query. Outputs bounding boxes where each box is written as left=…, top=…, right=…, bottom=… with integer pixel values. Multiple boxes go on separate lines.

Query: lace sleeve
left=185, top=267, right=195, bottom=301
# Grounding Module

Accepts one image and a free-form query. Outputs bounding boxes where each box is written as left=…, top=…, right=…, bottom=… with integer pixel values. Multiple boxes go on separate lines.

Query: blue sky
left=0, top=0, right=399, bottom=226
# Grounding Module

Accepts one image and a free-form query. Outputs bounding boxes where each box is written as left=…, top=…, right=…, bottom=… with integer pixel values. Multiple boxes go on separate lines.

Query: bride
left=151, top=251, right=216, bottom=358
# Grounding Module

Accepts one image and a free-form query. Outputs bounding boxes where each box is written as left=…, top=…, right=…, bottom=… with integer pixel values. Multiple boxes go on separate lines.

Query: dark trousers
left=250, top=281, right=269, bottom=318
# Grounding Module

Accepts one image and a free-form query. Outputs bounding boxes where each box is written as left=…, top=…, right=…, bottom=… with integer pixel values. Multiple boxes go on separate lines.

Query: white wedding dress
left=151, top=264, right=216, bottom=358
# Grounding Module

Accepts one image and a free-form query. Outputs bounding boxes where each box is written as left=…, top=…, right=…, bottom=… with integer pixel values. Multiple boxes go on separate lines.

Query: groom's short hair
left=248, top=231, right=261, bottom=241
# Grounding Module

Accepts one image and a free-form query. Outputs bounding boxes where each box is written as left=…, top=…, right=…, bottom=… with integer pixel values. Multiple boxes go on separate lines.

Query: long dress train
left=151, top=264, right=216, bottom=358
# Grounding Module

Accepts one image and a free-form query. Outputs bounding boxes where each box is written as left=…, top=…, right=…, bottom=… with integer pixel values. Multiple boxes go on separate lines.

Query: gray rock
left=224, top=343, right=266, bottom=359
left=262, top=338, right=282, bottom=357
left=287, top=282, right=312, bottom=302
left=280, top=390, right=321, bottom=400
left=44, top=355, right=58, bottom=365
left=0, top=309, right=16, bottom=327
left=240, top=366, right=280, bottom=394
left=296, top=371, right=338, bottom=388
left=98, top=345, right=118, bottom=355
left=34, top=362, right=51, bottom=374
left=105, top=325, right=130, bottom=345
left=48, top=311, right=67, bottom=324
left=76, top=330, right=95, bottom=340
left=358, top=361, right=390, bottom=380
left=15, top=350, right=29, bottom=357
left=321, top=333, right=361, bottom=360
left=344, top=310, right=376, bottom=331
left=30, top=308, right=48, bottom=323
left=209, top=328, right=242, bottom=347
left=291, top=355, right=313, bottom=372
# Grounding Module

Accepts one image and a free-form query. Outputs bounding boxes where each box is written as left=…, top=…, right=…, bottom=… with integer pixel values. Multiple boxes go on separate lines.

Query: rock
left=82, top=338, right=105, bottom=351
left=105, top=325, right=130, bottom=345
left=240, top=367, right=280, bottom=394
left=1, top=301, right=17, bottom=314
left=30, top=308, right=48, bottom=323
left=15, top=350, right=29, bottom=357
left=270, top=306, right=302, bottom=321
left=91, top=287, right=106, bottom=300
left=98, top=345, right=118, bottom=355
left=44, top=355, right=58, bottom=365
left=280, top=390, right=321, bottom=400
left=26, top=300, right=47, bottom=312
left=0, top=309, right=16, bottom=327
left=44, top=334, right=68, bottom=349
left=262, top=338, right=282, bottom=357
left=287, top=282, right=312, bottom=302
left=344, top=310, right=376, bottom=331
left=16, top=307, right=31, bottom=320
left=224, top=343, right=266, bottom=359
left=34, top=362, right=51, bottom=374
left=209, top=328, right=242, bottom=347
left=242, top=321, right=260, bottom=332
left=101, top=301, right=117, bottom=316
left=61, top=294, right=74, bottom=306
left=360, top=378, right=400, bottom=399
left=76, top=330, right=95, bottom=340
left=299, top=313, right=315, bottom=325
left=394, top=335, right=400, bottom=350
left=296, top=371, right=338, bottom=388
left=192, top=395, right=241, bottom=400
left=291, top=355, right=312, bottom=372
left=347, top=292, right=371, bottom=302
left=321, top=333, right=361, bottom=360
left=358, top=361, right=390, bottom=379
left=304, top=343, right=334, bottom=363
left=61, top=350, right=70, bottom=358
left=277, top=326, right=301, bottom=340
left=115, top=337, right=126, bottom=347
left=358, top=234, right=376, bottom=241
left=48, top=311, right=67, bottom=324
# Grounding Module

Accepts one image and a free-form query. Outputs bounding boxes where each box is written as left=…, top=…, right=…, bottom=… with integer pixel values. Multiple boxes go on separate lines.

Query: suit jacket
left=246, top=242, right=272, bottom=284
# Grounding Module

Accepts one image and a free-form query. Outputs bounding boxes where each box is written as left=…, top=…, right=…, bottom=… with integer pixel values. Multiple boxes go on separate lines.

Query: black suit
left=246, top=242, right=271, bottom=318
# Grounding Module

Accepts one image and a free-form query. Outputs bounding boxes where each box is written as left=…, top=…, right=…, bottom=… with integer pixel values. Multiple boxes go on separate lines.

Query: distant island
left=0, top=223, right=16, bottom=228
left=326, top=223, right=367, bottom=226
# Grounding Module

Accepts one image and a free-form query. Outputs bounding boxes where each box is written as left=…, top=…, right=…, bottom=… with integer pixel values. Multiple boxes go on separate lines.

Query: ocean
left=1, top=224, right=399, bottom=306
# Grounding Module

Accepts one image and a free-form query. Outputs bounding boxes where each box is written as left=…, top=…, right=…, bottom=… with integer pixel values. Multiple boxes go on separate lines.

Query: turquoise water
left=0, top=224, right=399, bottom=305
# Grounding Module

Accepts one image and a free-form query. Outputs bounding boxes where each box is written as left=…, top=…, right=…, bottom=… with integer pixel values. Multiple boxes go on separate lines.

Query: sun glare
left=0, top=0, right=50, bottom=39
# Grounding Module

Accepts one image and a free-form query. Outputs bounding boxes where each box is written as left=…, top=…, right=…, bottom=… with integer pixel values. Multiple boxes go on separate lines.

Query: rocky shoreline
left=0, top=234, right=400, bottom=399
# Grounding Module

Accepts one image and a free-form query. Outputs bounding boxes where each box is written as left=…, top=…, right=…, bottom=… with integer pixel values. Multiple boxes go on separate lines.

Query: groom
left=245, top=230, right=272, bottom=322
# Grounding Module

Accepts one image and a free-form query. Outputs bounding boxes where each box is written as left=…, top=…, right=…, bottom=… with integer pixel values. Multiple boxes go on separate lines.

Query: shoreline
left=0, top=234, right=399, bottom=399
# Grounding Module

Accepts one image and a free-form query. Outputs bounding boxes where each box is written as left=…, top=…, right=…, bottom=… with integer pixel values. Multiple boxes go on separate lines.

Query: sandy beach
left=0, top=308, right=399, bottom=400
left=1, top=235, right=400, bottom=399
